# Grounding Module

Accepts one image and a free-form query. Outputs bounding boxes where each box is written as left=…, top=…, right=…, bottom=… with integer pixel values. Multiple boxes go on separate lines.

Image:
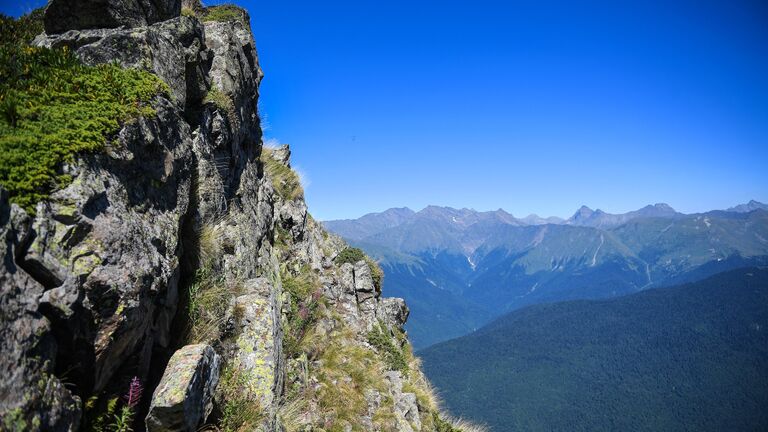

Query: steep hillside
left=419, top=268, right=768, bottom=431
left=0, top=3, right=473, bottom=431
left=326, top=206, right=768, bottom=347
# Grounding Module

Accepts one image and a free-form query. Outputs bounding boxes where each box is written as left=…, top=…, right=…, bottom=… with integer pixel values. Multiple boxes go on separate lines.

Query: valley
left=418, top=268, right=768, bottom=431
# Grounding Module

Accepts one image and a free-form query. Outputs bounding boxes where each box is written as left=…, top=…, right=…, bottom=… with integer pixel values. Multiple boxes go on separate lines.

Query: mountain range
left=419, top=268, right=768, bottom=431
left=325, top=201, right=768, bottom=347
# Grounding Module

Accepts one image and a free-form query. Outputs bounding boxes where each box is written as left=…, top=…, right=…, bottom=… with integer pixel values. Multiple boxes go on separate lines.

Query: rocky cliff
left=0, top=1, right=478, bottom=431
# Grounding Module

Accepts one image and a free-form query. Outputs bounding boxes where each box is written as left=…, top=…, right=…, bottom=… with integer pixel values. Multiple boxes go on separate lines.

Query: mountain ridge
left=325, top=203, right=768, bottom=348
left=325, top=200, right=766, bottom=231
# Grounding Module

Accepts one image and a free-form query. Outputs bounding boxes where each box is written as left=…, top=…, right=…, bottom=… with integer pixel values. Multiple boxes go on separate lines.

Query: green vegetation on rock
left=201, top=4, right=247, bottom=24
left=367, top=321, right=408, bottom=376
left=203, top=87, right=235, bottom=120
left=218, top=365, right=266, bottom=432
left=0, top=12, right=168, bottom=212
left=281, top=267, right=324, bottom=358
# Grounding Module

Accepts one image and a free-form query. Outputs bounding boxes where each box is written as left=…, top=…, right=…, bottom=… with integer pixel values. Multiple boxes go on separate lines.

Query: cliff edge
left=0, top=1, right=480, bottom=431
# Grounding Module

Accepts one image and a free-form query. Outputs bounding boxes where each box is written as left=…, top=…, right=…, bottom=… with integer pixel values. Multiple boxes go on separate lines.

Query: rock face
left=1, top=2, right=461, bottom=432
left=1, top=188, right=81, bottom=431
left=44, top=0, right=181, bottom=34
left=146, top=344, right=220, bottom=432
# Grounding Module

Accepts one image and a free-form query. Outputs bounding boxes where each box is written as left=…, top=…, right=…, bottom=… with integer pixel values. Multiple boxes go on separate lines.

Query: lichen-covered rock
left=0, top=188, right=81, bottom=431
left=203, top=14, right=262, bottom=143
left=146, top=344, right=220, bottom=432
left=44, top=0, right=181, bottom=34
left=225, top=278, right=283, bottom=413
left=15, top=96, right=194, bottom=397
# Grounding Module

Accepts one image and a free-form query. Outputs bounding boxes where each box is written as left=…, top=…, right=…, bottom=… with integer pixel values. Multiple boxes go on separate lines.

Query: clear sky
left=4, top=0, right=768, bottom=220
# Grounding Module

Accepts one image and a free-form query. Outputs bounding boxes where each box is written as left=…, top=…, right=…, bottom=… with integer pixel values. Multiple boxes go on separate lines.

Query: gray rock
left=35, top=17, right=210, bottom=110
left=385, top=371, right=421, bottom=431
left=377, top=297, right=410, bottom=329
left=146, top=344, right=221, bottom=432
left=353, top=260, right=375, bottom=294
left=44, top=0, right=181, bottom=34
left=269, top=145, right=291, bottom=165
left=226, top=278, right=283, bottom=414
left=0, top=189, right=81, bottom=431
left=203, top=17, right=262, bottom=144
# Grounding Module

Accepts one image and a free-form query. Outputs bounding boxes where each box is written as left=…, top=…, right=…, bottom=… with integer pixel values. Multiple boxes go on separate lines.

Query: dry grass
left=261, top=147, right=303, bottom=201
left=276, top=398, right=308, bottom=432
left=217, top=364, right=266, bottom=431
left=186, top=271, right=239, bottom=343
left=196, top=215, right=230, bottom=270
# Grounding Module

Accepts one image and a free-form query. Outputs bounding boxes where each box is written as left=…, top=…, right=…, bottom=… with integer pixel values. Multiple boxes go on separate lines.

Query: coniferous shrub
left=0, top=12, right=169, bottom=212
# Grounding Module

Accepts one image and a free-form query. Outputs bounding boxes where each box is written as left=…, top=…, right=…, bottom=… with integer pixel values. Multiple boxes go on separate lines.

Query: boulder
left=44, top=0, right=181, bottom=34
left=377, top=297, right=410, bottom=329
left=146, top=344, right=220, bottom=432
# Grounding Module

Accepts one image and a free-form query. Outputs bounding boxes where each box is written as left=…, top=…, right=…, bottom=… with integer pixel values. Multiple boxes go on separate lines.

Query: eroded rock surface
left=44, top=0, right=181, bottom=34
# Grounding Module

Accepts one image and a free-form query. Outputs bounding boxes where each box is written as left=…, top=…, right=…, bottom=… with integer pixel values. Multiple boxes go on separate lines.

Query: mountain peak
left=571, top=205, right=595, bottom=219
left=727, top=200, right=768, bottom=213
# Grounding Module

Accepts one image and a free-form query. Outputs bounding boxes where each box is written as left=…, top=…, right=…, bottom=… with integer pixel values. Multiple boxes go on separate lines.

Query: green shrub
left=367, top=322, right=409, bottom=376
left=202, top=4, right=247, bottom=23
left=334, top=247, right=366, bottom=265
left=0, top=13, right=168, bottom=212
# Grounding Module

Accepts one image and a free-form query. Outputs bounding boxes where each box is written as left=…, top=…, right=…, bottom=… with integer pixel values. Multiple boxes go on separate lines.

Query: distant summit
left=727, top=200, right=768, bottom=213
left=566, top=202, right=680, bottom=228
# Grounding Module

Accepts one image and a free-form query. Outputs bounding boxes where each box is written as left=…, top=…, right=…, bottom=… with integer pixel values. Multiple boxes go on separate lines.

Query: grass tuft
left=201, top=4, right=247, bottom=24
left=203, top=86, right=235, bottom=120
left=261, top=147, right=303, bottom=201
left=217, top=364, right=266, bottom=431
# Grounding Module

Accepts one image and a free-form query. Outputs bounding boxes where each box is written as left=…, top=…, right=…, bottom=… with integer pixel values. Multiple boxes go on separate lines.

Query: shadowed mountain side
left=419, top=268, right=768, bottom=431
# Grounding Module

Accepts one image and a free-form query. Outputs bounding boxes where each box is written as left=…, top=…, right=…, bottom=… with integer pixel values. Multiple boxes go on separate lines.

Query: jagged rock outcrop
left=1, top=2, right=469, bottom=431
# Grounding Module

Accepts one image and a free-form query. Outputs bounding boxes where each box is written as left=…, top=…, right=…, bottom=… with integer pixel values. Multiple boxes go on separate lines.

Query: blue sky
left=4, top=1, right=768, bottom=220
